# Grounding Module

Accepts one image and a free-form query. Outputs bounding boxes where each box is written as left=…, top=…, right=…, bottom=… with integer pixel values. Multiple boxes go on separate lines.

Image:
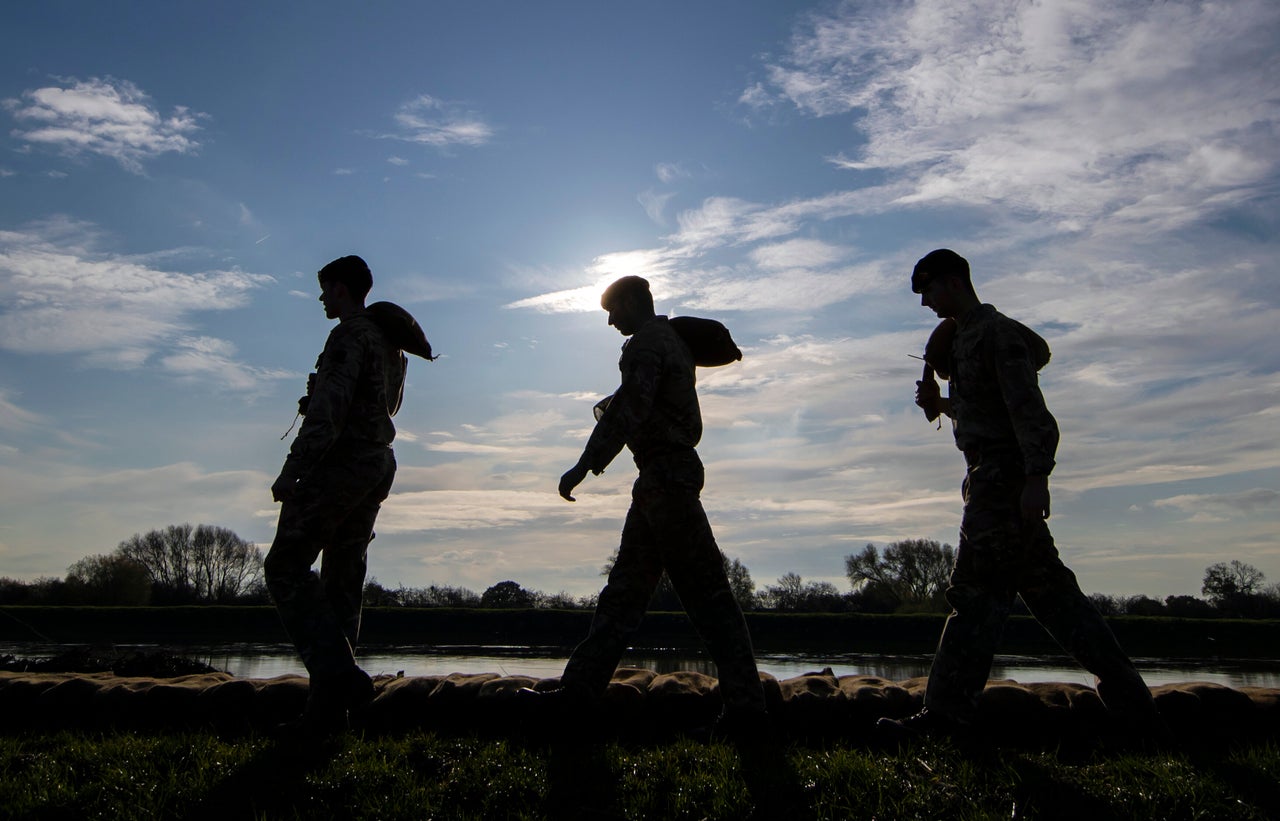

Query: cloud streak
left=4, top=77, right=204, bottom=173
left=381, top=94, right=494, bottom=149
left=0, top=218, right=278, bottom=389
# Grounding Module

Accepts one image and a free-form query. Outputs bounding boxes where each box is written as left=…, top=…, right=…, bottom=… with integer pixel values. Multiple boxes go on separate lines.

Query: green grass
left=1, top=731, right=1277, bottom=820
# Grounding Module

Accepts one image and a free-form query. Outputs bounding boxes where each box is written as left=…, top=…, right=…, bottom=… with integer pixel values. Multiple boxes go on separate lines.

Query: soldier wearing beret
left=550, top=275, right=767, bottom=733
left=881, top=249, right=1167, bottom=741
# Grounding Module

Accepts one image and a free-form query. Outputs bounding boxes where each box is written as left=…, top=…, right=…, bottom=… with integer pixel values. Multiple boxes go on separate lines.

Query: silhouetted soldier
left=266, top=255, right=404, bottom=737
left=879, top=249, right=1166, bottom=741
left=550, top=275, right=767, bottom=732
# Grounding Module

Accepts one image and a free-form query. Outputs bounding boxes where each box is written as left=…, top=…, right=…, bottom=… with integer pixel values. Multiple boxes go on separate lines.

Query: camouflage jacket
left=582, top=315, right=702, bottom=474
left=285, top=312, right=404, bottom=479
left=947, top=303, right=1059, bottom=476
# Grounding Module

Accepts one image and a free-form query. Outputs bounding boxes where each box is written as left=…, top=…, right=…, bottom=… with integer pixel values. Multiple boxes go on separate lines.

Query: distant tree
left=759, top=573, right=849, bottom=612
left=723, top=555, right=756, bottom=611
left=762, top=572, right=804, bottom=610
left=1201, top=560, right=1266, bottom=608
left=480, top=580, right=536, bottom=609
left=536, top=591, right=584, bottom=610
left=1163, top=595, right=1216, bottom=618
left=845, top=539, right=955, bottom=610
left=412, top=584, right=481, bottom=608
left=1122, top=594, right=1165, bottom=617
left=65, top=554, right=151, bottom=606
left=1088, top=593, right=1122, bottom=616
left=20, top=577, right=70, bottom=605
left=0, top=577, right=34, bottom=605
left=187, top=525, right=264, bottom=603
left=114, top=523, right=264, bottom=603
left=849, top=580, right=901, bottom=614
left=363, top=578, right=402, bottom=607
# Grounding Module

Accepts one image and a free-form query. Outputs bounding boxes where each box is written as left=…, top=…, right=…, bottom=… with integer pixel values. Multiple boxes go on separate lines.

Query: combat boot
left=273, top=666, right=374, bottom=741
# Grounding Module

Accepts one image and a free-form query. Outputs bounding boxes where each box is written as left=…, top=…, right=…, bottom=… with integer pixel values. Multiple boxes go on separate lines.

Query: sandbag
left=669, top=316, right=742, bottom=367
left=366, top=301, right=436, bottom=361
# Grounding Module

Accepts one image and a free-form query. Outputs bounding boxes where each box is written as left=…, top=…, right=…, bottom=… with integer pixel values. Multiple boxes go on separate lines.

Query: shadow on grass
left=189, top=735, right=344, bottom=819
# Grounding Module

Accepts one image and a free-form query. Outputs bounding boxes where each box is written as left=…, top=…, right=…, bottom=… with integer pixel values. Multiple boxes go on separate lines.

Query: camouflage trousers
left=265, top=445, right=396, bottom=679
left=924, top=453, right=1159, bottom=725
left=562, top=450, right=766, bottom=714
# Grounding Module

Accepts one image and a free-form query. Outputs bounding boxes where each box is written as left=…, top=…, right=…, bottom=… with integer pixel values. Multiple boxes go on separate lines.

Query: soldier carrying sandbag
left=879, top=248, right=1168, bottom=743
left=534, top=275, right=768, bottom=737
left=266, top=254, right=433, bottom=738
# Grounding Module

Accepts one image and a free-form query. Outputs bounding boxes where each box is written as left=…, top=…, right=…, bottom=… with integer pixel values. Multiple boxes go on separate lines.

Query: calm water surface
left=7, top=642, right=1277, bottom=689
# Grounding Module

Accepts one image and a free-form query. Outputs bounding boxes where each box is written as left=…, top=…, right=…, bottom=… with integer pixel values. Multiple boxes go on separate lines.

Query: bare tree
left=759, top=573, right=846, bottom=611
left=845, top=539, right=955, bottom=607
left=114, top=523, right=263, bottom=603
left=1201, top=560, right=1266, bottom=607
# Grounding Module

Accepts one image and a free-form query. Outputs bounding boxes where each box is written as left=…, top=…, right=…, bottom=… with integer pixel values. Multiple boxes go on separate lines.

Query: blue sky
left=1, top=0, right=1277, bottom=601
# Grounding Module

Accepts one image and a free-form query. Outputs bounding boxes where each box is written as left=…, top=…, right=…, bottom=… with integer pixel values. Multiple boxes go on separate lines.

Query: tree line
left=1, top=525, right=1278, bottom=619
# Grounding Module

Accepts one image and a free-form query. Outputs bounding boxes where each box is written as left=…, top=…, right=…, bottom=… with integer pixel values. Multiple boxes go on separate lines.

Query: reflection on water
left=7, top=642, right=1277, bottom=689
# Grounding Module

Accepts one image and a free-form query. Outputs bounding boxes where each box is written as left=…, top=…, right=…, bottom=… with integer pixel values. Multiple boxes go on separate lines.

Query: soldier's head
left=317, top=255, right=372, bottom=320
left=601, top=275, right=655, bottom=336
left=911, top=249, right=978, bottom=320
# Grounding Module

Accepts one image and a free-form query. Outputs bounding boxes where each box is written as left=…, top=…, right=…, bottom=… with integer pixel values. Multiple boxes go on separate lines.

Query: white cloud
left=160, top=336, right=295, bottom=391
left=0, top=219, right=278, bottom=389
left=4, top=77, right=204, bottom=173
left=382, top=94, right=494, bottom=149
left=751, top=0, right=1280, bottom=231
left=655, top=162, right=691, bottom=184
left=637, top=189, right=675, bottom=224
left=1153, top=489, right=1280, bottom=516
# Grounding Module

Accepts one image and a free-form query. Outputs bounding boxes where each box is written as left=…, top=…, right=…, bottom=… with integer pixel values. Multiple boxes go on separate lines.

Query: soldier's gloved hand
left=1021, top=475, right=1051, bottom=521
left=272, top=461, right=303, bottom=503
left=915, top=378, right=942, bottom=419
left=271, top=474, right=297, bottom=503
left=559, top=462, right=590, bottom=502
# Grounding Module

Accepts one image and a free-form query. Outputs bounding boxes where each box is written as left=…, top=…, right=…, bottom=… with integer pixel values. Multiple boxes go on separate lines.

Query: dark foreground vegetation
left=1, top=729, right=1276, bottom=820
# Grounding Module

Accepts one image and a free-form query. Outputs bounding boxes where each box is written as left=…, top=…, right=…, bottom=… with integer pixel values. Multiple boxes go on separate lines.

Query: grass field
left=1, top=730, right=1277, bottom=820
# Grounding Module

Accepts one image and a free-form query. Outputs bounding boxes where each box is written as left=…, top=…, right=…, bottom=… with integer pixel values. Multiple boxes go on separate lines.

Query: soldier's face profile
left=318, top=279, right=347, bottom=319
left=919, top=275, right=957, bottom=319
left=606, top=293, right=644, bottom=336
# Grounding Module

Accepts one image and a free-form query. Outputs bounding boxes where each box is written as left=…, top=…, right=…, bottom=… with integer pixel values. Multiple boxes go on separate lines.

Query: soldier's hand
left=559, top=463, right=589, bottom=502
left=271, top=474, right=297, bottom=504
left=915, top=379, right=942, bottom=420
left=1021, top=476, right=1051, bottom=521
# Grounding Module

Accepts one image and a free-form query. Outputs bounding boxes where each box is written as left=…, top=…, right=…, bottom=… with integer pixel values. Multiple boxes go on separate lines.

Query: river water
left=6, top=642, right=1278, bottom=689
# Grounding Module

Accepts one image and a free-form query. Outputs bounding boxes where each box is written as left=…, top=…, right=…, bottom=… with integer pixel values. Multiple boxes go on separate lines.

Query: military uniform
left=561, top=316, right=765, bottom=714
left=925, top=303, right=1159, bottom=724
left=266, top=312, right=403, bottom=679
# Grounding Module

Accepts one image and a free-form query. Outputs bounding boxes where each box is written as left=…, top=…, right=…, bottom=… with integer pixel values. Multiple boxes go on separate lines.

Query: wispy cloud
left=381, top=94, right=493, bottom=149
left=749, top=0, right=1280, bottom=232
left=160, top=336, right=295, bottom=391
left=1153, top=489, right=1280, bottom=516
left=0, top=389, right=44, bottom=433
left=3, top=77, right=205, bottom=173
left=0, top=218, right=278, bottom=389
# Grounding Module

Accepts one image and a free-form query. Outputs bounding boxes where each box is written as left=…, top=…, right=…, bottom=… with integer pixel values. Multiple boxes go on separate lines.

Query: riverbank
left=3, top=606, right=1278, bottom=658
